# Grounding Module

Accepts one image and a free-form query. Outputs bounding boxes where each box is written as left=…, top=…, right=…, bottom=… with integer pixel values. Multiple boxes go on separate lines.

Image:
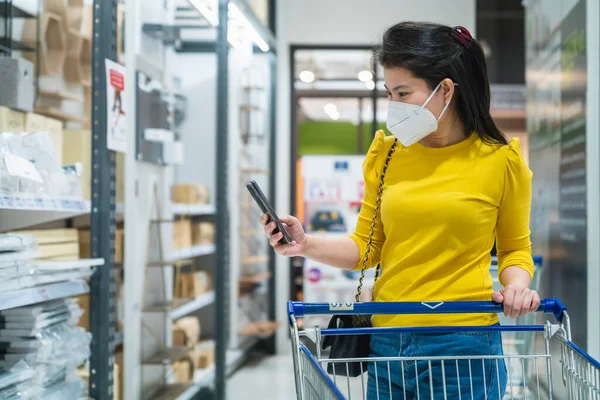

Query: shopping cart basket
left=288, top=299, right=600, bottom=399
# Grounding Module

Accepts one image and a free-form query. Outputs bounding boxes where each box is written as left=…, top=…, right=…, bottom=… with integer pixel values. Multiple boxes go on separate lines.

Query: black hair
left=377, top=21, right=507, bottom=145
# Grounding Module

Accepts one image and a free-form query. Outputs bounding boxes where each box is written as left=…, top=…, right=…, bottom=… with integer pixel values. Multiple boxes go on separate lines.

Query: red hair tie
left=451, top=26, right=473, bottom=48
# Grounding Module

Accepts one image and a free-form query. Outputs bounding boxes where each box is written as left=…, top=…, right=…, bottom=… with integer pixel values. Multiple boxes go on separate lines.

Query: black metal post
left=266, top=50, right=277, bottom=354
left=90, top=1, right=117, bottom=399
left=215, top=0, right=230, bottom=398
left=289, top=46, right=298, bottom=300
left=358, top=98, right=364, bottom=153
left=371, top=55, right=378, bottom=137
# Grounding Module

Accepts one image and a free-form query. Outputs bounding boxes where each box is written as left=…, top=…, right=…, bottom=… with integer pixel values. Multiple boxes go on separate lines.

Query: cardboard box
left=115, top=351, right=123, bottom=400
left=172, top=325, right=186, bottom=347
left=172, top=316, right=200, bottom=347
left=16, top=228, right=79, bottom=260
left=79, top=227, right=124, bottom=263
left=172, top=184, right=210, bottom=204
left=173, top=358, right=194, bottom=384
left=24, top=112, right=45, bottom=132
left=116, top=152, right=124, bottom=203
left=0, top=106, right=25, bottom=132
left=44, top=117, right=63, bottom=162
left=62, top=129, right=92, bottom=199
left=176, top=271, right=210, bottom=299
left=193, top=340, right=215, bottom=369
left=75, top=294, right=90, bottom=331
left=173, top=220, right=192, bottom=250
left=192, top=222, right=214, bottom=245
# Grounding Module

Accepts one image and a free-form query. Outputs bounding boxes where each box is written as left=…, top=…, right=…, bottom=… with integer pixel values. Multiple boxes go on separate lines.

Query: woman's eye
left=398, top=92, right=408, bottom=98
left=385, top=91, right=392, bottom=98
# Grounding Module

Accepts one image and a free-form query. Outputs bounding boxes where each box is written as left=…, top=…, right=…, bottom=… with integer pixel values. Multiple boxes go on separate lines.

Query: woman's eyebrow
left=384, top=84, right=411, bottom=91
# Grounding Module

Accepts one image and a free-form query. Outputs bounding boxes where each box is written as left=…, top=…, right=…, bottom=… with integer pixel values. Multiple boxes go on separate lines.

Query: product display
left=172, top=184, right=210, bottom=204
left=78, top=227, right=124, bottom=263
left=0, top=298, right=91, bottom=399
left=172, top=220, right=192, bottom=250
left=172, top=358, right=194, bottom=383
left=0, top=59, right=35, bottom=113
left=0, top=107, right=25, bottom=133
left=22, top=11, right=67, bottom=77
left=0, top=132, right=83, bottom=198
left=16, top=229, right=79, bottom=261
left=191, top=340, right=215, bottom=369
left=172, top=317, right=200, bottom=348
left=192, top=222, right=215, bottom=245
left=176, top=271, right=211, bottom=299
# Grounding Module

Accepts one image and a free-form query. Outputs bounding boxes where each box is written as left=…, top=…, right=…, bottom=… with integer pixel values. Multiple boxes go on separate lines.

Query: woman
left=262, top=22, right=538, bottom=399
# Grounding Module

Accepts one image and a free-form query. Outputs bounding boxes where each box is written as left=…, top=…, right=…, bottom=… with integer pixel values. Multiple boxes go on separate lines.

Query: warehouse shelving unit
left=120, top=0, right=277, bottom=399
left=0, top=0, right=118, bottom=398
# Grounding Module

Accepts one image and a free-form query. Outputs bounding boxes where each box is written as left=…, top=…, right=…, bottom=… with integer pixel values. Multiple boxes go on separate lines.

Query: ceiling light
left=358, top=70, right=373, bottom=83
left=324, top=103, right=337, bottom=114
left=365, top=80, right=375, bottom=90
left=299, top=70, right=315, bottom=83
left=188, top=0, right=218, bottom=27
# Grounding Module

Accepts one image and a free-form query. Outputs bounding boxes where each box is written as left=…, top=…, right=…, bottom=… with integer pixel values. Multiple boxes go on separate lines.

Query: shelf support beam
left=90, top=0, right=118, bottom=398
left=215, top=0, right=230, bottom=398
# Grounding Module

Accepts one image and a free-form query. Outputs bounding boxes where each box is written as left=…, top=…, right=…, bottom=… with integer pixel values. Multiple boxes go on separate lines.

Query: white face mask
left=386, top=82, right=454, bottom=147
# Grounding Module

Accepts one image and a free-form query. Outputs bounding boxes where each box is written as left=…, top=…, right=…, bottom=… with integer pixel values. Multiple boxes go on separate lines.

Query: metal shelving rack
left=116, top=0, right=277, bottom=398
left=89, top=0, right=119, bottom=398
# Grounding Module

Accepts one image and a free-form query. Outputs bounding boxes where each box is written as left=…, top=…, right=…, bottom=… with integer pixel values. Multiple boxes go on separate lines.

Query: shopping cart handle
left=288, top=298, right=567, bottom=323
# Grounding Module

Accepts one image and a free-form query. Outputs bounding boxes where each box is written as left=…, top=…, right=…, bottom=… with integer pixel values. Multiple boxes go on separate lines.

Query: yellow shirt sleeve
left=349, top=131, right=393, bottom=270
left=496, top=138, right=534, bottom=283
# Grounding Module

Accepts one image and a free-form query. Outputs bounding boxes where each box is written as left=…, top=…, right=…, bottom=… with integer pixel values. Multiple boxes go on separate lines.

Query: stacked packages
left=0, top=132, right=82, bottom=198
left=0, top=300, right=90, bottom=399
left=0, top=233, right=94, bottom=293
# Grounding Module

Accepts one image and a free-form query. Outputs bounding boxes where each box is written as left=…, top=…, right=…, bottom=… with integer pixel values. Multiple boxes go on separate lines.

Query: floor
left=229, top=352, right=296, bottom=399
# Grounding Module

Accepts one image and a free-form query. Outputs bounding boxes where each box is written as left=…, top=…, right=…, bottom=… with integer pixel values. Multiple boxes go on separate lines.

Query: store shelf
left=143, top=291, right=214, bottom=319
left=0, top=196, right=90, bottom=231
left=0, top=279, right=89, bottom=311
left=34, top=258, right=105, bottom=271
left=143, top=347, right=191, bottom=366
left=147, top=259, right=195, bottom=268
left=0, top=3, right=35, bottom=18
left=239, top=272, right=271, bottom=285
left=38, top=89, right=84, bottom=102
left=240, top=167, right=271, bottom=174
left=34, top=108, right=89, bottom=123
left=239, top=321, right=278, bottom=337
left=173, top=348, right=248, bottom=400
left=241, top=254, right=269, bottom=265
left=172, top=203, right=215, bottom=216
left=0, top=38, right=35, bottom=52
left=148, top=384, right=190, bottom=400
left=169, top=291, right=214, bottom=319
left=170, top=244, right=216, bottom=261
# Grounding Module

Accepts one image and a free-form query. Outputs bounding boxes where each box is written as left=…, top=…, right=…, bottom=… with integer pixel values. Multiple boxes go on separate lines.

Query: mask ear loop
left=422, top=82, right=459, bottom=121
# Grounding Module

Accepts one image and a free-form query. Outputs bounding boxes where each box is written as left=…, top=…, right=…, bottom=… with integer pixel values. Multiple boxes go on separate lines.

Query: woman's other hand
left=492, top=284, right=541, bottom=318
left=260, top=214, right=307, bottom=257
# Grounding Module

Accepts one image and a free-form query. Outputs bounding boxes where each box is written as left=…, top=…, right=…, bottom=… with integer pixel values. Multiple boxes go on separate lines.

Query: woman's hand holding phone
left=261, top=214, right=307, bottom=257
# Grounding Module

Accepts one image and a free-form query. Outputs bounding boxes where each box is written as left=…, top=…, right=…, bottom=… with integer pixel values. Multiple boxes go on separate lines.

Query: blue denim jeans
left=367, top=329, right=507, bottom=399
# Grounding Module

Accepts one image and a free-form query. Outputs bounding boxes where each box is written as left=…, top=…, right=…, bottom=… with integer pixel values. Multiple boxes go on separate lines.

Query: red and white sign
left=105, top=60, right=128, bottom=153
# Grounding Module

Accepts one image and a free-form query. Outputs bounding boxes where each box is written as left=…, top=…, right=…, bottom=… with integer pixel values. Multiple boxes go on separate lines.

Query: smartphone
left=245, top=180, right=292, bottom=244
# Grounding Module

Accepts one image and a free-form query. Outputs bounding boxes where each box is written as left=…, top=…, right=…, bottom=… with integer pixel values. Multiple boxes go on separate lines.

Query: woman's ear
left=440, top=78, right=456, bottom=104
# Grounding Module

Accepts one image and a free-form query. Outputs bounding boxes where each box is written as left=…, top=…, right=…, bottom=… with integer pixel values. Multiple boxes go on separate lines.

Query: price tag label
left=329, top=302, right=354, bottom=311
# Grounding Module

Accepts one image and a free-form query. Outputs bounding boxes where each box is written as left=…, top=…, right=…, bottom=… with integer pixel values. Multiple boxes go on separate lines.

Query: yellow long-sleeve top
left=349, top=130, right=534, bottom=327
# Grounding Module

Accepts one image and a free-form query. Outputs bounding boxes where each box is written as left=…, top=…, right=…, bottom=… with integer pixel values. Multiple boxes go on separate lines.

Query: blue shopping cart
left=288, top=298, right=600, bottom=399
